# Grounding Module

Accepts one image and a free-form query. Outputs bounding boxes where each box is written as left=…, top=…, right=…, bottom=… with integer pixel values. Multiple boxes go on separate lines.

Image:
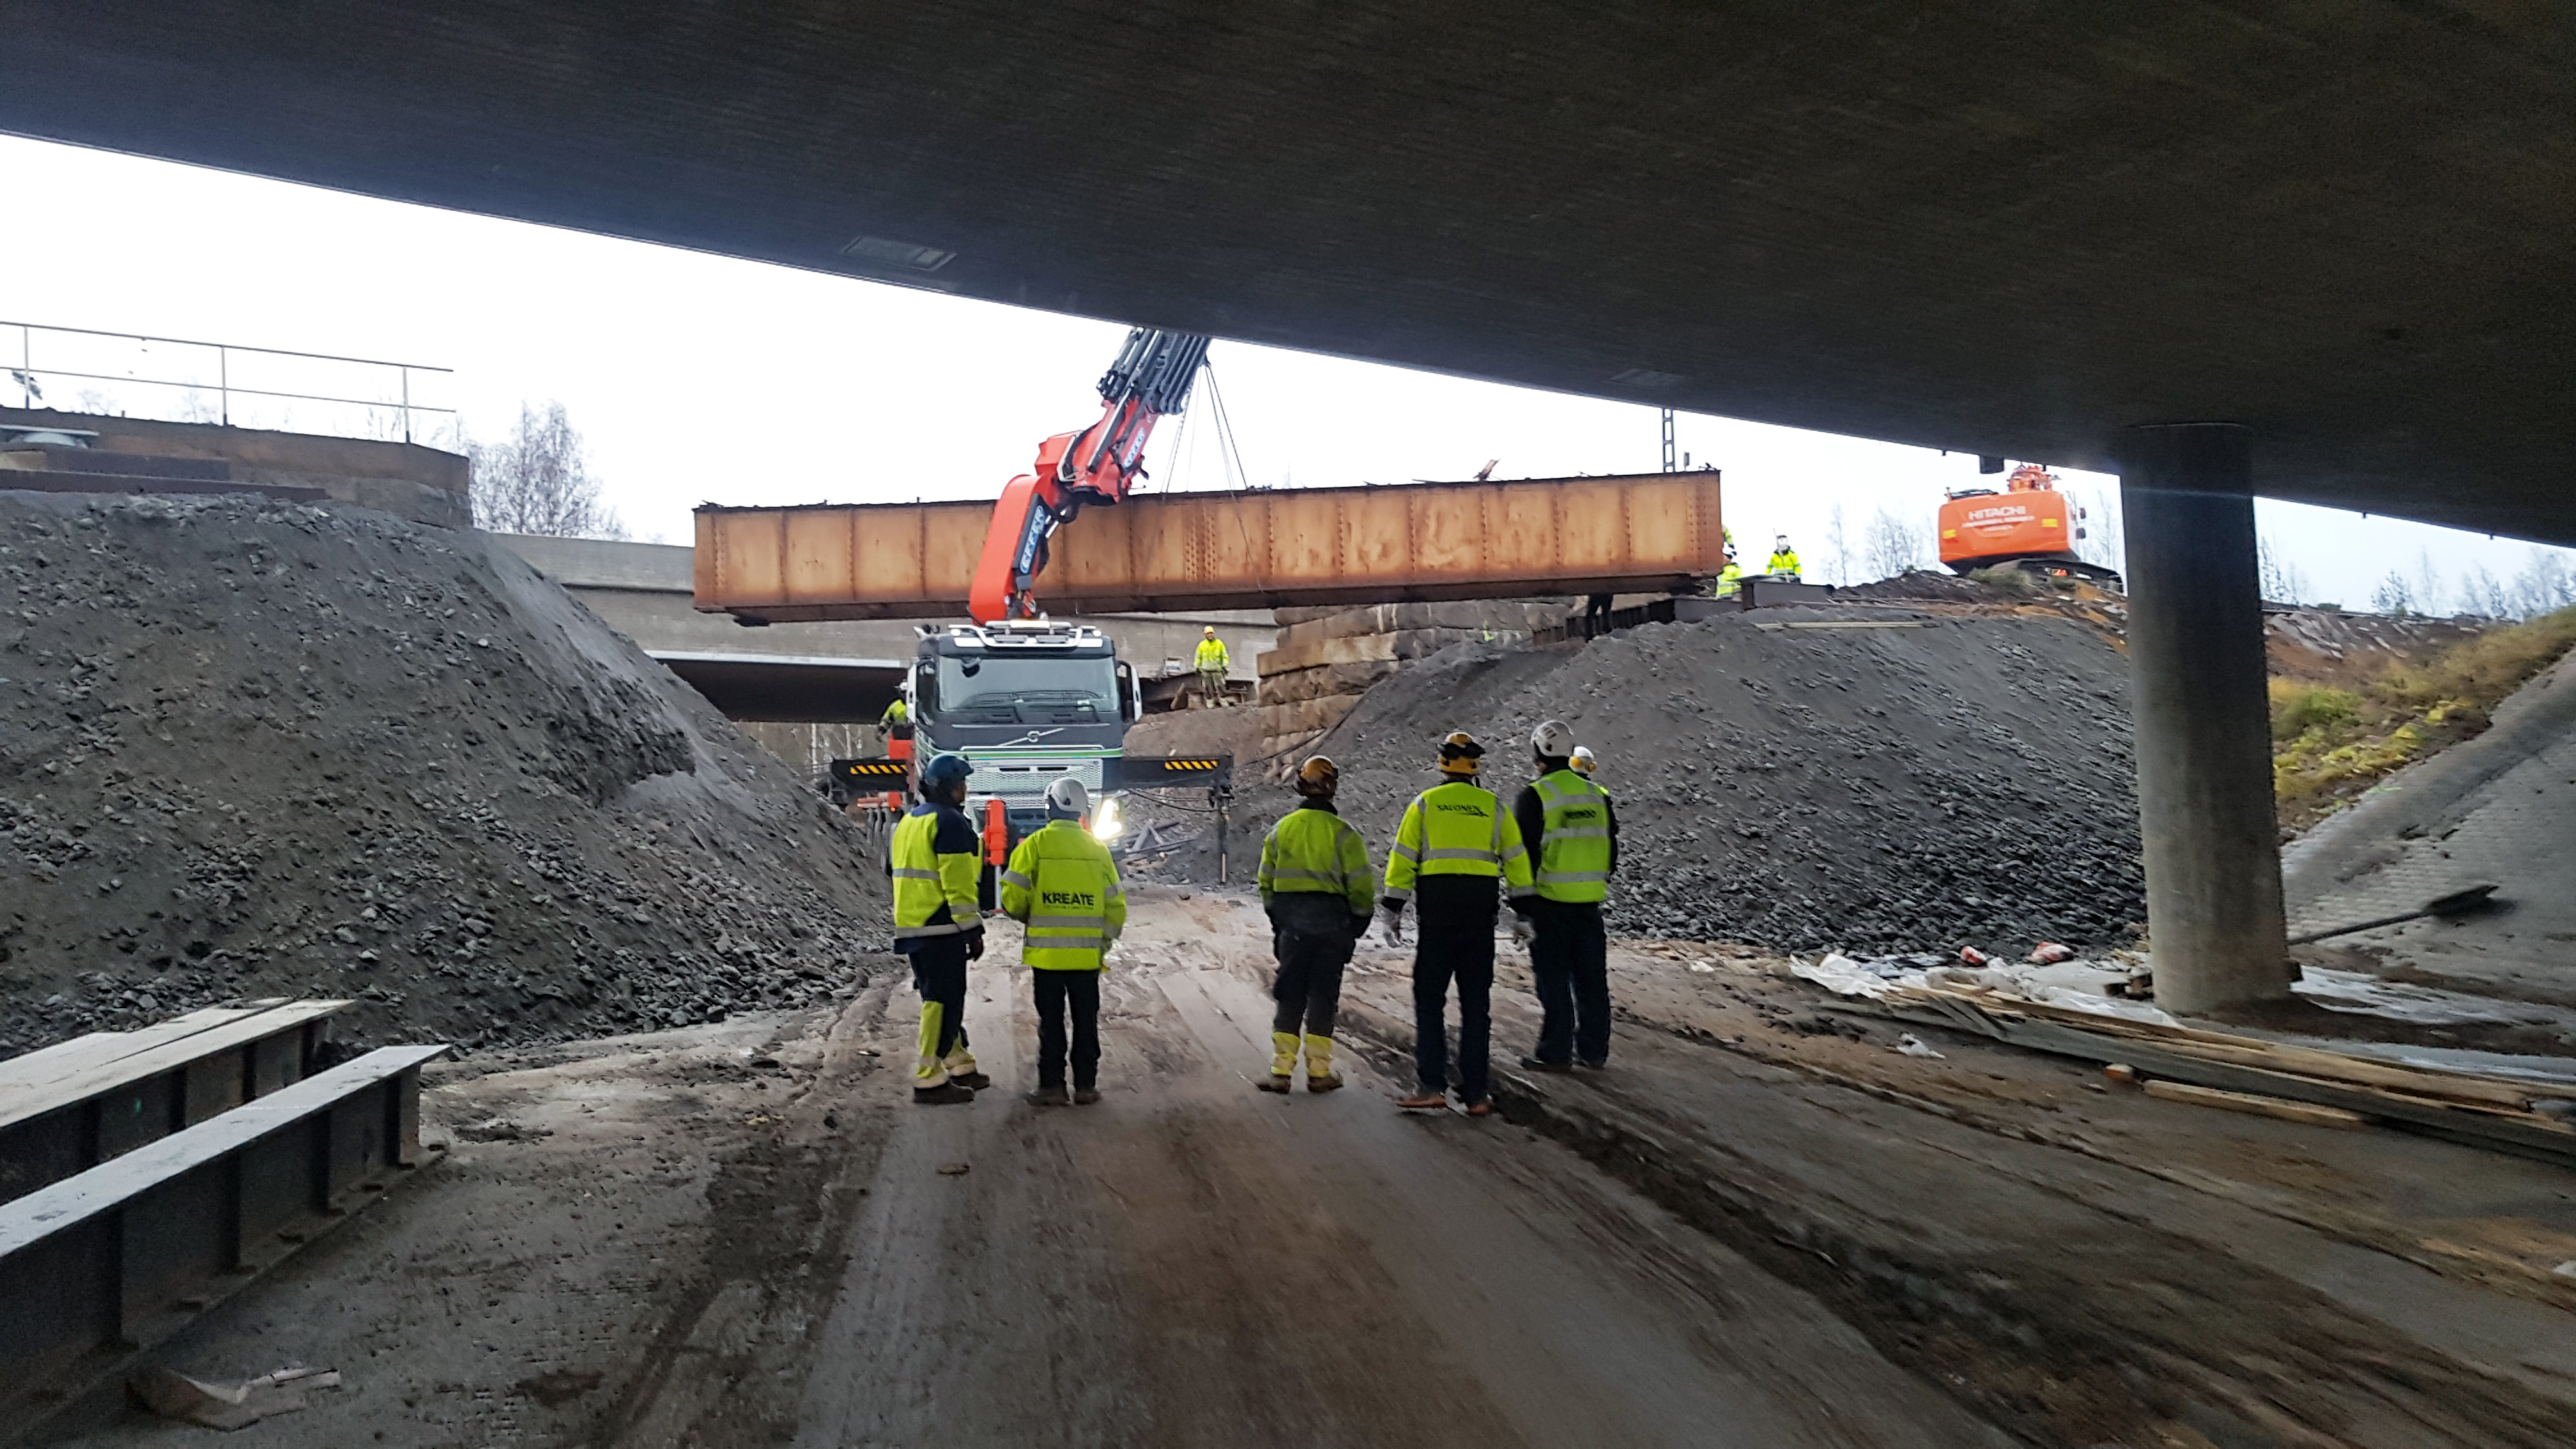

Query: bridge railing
left=4, top=319, right=455, bottom=446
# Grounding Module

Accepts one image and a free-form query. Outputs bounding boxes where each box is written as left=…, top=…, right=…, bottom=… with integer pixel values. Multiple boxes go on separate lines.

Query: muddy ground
left=0, top=493, right=893, bottom=1058
left=46, top=891, right=2574, bottom=1449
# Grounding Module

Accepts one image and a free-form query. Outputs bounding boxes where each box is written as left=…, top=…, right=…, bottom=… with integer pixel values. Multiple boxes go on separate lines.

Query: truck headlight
left=1091, top=795, right=1124, bottom=842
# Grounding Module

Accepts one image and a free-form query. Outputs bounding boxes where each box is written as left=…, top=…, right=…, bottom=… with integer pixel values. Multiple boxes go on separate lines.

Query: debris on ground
left=129, top=1364, right=341, bottom=1430
left=0, top=493, right=894, bottom=1059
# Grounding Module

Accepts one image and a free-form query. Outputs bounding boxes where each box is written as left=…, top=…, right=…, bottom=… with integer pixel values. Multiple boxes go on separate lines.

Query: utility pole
left=1660, top=409, right=1676, bottom=472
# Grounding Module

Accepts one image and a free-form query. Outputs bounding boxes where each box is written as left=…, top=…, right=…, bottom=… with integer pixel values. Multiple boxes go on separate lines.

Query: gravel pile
left=0, top=491, right=893, bottom=1059
left=1147, top=605, right=2144, bottom=954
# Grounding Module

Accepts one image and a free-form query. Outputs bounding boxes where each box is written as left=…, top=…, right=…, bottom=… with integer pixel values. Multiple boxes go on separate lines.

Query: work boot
left=1464, top=1096, right=1495, bottom=1117
left=1257, top=1074, right=1294, bottom=1094
left=914, top=1083, right=975, bottom=1106
left=1073, top=1087, right=1101, bottom=1106
left=1575, top=1059, right=1607, bottom=1071
left=1517, top=1054, right=1573, bottom=1074
left=949, top=1070, right=993, bottom=1091
left=1025, top=1085, right=1070, bottom=1107
left=1306, top=1073, right=1344, bottom=1093
left=1395, top=1091, right=1448, bottom=1111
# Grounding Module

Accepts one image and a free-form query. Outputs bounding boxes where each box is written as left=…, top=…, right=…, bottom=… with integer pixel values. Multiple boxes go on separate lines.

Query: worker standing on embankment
left=1382, top=731, right=1536, bottom=1117
left=1255, top=756, right=1376, bottom=1094
left=1195, top=625, right=1232, bottom=708
left=1765, top=534, right=1802, bottom=579
left=1001, top=777, right=1127, bottom=1106
left=889, top=753, right=990, bottom=1106
left=1514, top=721, right=1619, bottom=1073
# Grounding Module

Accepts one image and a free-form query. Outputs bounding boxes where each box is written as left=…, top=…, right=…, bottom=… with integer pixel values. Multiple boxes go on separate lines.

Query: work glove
left=1506, top=913, right=1536, bottom=946
left=962, top=926, right=986, bottom=962
left=1378, top=905, right=1408, bottom=947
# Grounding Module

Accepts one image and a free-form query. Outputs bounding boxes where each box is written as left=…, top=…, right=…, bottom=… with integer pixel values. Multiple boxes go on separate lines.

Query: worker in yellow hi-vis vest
left=1380, top=730, right=1535, bottom=1117
left=887, top=753, right=989, bottom=1106
left=1255, top=755, right=1376, bottom=1094
left=1513, top=720, right=1620, bottom=1073
left=1000, top=776, right=1128, bottom=1105
left=1195, top=625, right=1232, bottom=708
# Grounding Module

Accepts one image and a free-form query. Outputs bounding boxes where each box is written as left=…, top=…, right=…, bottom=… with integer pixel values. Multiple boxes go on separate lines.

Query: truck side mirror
left=914, top=662, right=937, bottom=715
left=1117, top=661, right=1140, bottom=723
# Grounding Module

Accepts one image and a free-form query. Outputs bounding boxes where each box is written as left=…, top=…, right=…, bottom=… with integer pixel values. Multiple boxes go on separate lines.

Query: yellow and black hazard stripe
left=832, top=758, right=909, bottom=779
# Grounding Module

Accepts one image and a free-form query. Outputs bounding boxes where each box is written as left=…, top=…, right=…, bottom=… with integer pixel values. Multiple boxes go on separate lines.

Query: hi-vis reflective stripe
left=1422, top=847, right=1499, bottom=862
left=1029, top=913, right=1107, bottom=928
left=1034, top=933, right=1107, bottom=949
left=1391, top=841, right=1421, bottom=862
left=1266, top=866, right=1350, bottom=884
left=891, top=867, right=940, bottom=881
left=999, top=870, right=1033, bottom=890
left=1547, top=827, right=1611, bottom=839
left=1538, top=870, right=1609, bottom=883
left=893, top=921, right=966, bottom=938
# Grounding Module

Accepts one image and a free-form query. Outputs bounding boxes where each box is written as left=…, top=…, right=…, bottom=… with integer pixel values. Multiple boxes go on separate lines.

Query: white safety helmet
left=1045, top=776, right=1091, bottom=818
left=1530, top=718, right=1578, bottom=758
left=1570, top=745, right=1598, bottom=777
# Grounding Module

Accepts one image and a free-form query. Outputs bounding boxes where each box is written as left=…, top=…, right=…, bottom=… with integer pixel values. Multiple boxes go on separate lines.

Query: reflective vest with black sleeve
left=1259, top=801, right=1377, bottom=918
left=889, top=801, right=981, bottom=949
left=999, top=819, right=1128, bottom=970
left=1383, top=780, right=1535, bottom=907
left=1529, top=768, right=1614, bottom=904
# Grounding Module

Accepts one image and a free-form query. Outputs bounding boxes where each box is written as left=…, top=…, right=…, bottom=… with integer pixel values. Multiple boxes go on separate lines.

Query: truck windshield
left=933, top=654, right=1118, bottom=726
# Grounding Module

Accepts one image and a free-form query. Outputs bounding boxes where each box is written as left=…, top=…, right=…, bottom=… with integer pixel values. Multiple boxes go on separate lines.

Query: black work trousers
left=908, top=937, right=970, bottom=1083
left=1412, top=917, right=1496, bottom=1103
left=1032, top=968, right=1101, bottom=1090
left=1269, top=893, right=1359, bottom=1039
left=1528, top=900, right=1611, bottom=1066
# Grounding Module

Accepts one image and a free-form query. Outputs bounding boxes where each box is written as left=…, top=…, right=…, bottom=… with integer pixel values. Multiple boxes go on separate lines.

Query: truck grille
left=967, top=756, right=1106, bottom=806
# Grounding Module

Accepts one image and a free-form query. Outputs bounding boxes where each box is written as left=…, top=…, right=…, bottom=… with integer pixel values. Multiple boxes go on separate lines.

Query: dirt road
left=788, top=889, right=2009, bottom=1448
left=45, top=889, right=2573, bottom=1448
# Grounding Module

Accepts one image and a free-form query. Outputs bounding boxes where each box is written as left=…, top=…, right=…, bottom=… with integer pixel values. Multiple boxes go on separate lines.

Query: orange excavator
left=969, top=327, right=1211, bottom=622
left=1937, top=463, right=2119, bottom=585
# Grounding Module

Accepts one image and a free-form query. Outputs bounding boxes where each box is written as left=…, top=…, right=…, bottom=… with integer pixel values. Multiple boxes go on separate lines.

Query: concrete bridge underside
left=13, top=4, right=2567, bottom=1009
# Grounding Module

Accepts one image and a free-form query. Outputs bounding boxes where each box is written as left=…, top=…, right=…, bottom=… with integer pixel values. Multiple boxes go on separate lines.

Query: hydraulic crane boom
left=969, top=327, right=1211, bottom=622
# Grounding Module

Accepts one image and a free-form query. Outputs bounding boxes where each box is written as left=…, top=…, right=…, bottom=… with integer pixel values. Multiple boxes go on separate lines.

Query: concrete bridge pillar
left=2118, top=424, right=2289, bottom=1013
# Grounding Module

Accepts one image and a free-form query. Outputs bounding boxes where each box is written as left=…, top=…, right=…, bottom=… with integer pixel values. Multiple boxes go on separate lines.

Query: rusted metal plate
left=694, top=472, right=1723, bottom=622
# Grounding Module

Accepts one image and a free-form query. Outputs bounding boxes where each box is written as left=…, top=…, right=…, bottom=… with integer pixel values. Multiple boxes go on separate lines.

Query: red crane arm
left=970, top=329, right=1211, bottom=622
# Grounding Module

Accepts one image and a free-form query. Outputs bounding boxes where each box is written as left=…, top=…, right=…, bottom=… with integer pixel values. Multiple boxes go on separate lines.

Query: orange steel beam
left=694, top=473, right=1723, bottom=622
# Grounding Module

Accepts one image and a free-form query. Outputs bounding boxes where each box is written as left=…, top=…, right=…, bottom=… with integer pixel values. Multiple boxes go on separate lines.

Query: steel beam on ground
left=0, top=1043, right=447, bottom=1436
left=0, top=1000, right=348, bottom=1206
left=2119, top=424, right=2289, bottom=1013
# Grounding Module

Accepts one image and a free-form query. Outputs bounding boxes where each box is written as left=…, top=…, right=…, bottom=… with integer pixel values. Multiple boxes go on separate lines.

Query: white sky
left=2, top=135, right=2565, bottom=613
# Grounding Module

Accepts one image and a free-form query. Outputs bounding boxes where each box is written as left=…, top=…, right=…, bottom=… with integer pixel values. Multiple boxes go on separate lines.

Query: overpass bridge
left=10, top=3, right=2564, bottom=1039
left=489, top=533, right=1270, bottom=725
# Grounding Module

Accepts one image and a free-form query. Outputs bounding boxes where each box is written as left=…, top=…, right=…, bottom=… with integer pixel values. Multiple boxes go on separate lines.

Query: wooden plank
left=2141, top=1080, right=2371, bottom=1129
left=0, top=1045, right=448, bottom=1257
left=0, top=1001, right=348, bottom=1133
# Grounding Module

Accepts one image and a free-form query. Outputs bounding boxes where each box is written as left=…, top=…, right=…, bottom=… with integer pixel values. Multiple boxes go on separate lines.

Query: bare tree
left=1861, top=504, right=1928, bottom=581
left=2412, top=548, right=2446, bottom=617
left=467, top=401, right=627, bottom=539
left=2370, top=571, right=2413, bottom=617
left=2511, top=548, right=2575, bottom=618
left=2463, top=565, right=2511, bottom=620
left=2075, top=486, right=2126, bottom=571
left=2258, top=535, right=2308, bottom=605
left=1824, top=503, right=1850, bottom=586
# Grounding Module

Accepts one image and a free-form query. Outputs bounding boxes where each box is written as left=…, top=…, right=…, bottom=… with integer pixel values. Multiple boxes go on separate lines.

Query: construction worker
left=1255, top=756, right=1376, bottom=1094
left=1514, top=721, right=1619, bottom=1073
left=1381, top=731, right=1535, bottom=1116
left=1000, top=776, right=1127, bottom=1106
left=1766, top=534, right=1802, bottom=579
left=1711, top=548, right=1744, bottom=598
left=878, top=694, right=914, bottom=757
left=889, top=753, right=990, bottom=1105
left=1195, top=625, right=1231, bottom=708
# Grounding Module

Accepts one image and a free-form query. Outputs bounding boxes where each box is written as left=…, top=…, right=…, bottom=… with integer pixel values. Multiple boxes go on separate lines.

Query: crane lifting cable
left=969, top=327, right=1211, bottom=622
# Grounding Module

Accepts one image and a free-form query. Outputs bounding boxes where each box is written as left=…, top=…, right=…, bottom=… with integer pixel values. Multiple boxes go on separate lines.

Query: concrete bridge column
left=2118, top=423, right=2289, bottom=1013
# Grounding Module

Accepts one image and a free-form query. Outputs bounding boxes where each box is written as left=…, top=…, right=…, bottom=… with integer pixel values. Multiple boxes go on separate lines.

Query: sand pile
left=0, top=491, right=892, bottom=1059
left=1143, top=604, right=2143, bottom=954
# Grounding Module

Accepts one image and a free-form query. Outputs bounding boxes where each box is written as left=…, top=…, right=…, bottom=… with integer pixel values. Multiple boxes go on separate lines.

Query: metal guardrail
left=0, top=1043, right=447, bottom=1434
left=4, top=320, right=453, bottom=444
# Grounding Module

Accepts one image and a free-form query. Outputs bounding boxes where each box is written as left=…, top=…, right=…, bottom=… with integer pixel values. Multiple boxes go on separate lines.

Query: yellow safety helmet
left=1203, top=624, right=1218, bottom=636
left=1296, top=755, right=1339, bottom=795
left=1570, top=745, right=1598, bottom=777
left=1437, top=731, right=1485, bottom=775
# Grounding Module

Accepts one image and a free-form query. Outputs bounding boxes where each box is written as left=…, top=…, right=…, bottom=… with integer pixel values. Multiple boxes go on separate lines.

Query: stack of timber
left=1844, top=986, right=2576, bottom=1165
left=1257, top=599, right=1568, bottom=771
